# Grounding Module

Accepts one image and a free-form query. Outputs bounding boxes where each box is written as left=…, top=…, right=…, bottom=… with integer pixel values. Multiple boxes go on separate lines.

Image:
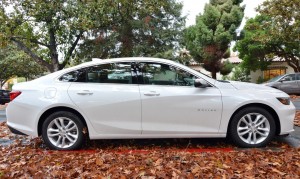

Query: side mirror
left=194, top=79, right=210, bottom=88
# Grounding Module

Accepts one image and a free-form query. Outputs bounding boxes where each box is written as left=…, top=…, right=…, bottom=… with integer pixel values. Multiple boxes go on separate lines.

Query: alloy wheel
left=47, top=117, right=79, bottom=149
left=237, top=113, right=270, bottom=145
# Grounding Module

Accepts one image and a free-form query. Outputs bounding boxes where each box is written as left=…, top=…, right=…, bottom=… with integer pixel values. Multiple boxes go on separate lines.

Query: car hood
left=228, top=81, right=285, bottom=94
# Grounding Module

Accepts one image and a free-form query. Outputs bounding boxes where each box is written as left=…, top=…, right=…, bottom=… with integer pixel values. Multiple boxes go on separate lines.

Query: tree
left=184, top=0, right=244, bottom=79
left=0, top=0, right=113, bottom=72
left=235, top=0, right=300, bottom=72
left=153, top=49, right=192, bottom=65
left=0, top=45, right=45, bottom=88
left=75, top=0, right=185, bottom=63
left=230, top=65, right=251, bottom=82
left=220, top=59, right=234, bottom=75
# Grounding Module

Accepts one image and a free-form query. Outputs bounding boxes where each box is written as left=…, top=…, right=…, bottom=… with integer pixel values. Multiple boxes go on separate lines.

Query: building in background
left=188, top=56, right=294, bottom=83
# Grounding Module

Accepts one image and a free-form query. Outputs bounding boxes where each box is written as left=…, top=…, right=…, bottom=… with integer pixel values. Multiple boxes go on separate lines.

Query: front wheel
left=229, top=107, right=276, bottom=148
left=42, top=111, right=85, bottom=150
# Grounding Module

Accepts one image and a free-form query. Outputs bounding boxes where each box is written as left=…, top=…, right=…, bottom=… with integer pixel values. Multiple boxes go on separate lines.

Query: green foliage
left=235, top=0, right=300, bottom=72
left=75, top=0, right=185, bottom=63
left=153, top=49, right=191, bottom=65
left=234, top=16, right=272, bottom=71
left=0, top=45, right=45, bottom=88
left=184, top=0, right=244, bottom=79
left=230, top=65, right=251, bottom=82
left=0, top=0, right=113, bottom=72
left=220, top=60, right=234, bottom=75
left=256, top=76, right=267, bottom=84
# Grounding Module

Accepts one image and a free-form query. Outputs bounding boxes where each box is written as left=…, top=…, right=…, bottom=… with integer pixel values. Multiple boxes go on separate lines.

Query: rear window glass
left=59, top=63, right=133, bottom=84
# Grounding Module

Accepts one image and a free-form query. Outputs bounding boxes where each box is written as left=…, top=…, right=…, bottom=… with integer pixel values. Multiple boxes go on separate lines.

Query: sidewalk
left=0, top=105, right=5, bottom=110
left=0, top=104, right=6, bottom=111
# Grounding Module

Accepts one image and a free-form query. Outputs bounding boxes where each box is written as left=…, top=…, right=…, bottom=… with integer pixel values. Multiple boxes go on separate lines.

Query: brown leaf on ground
left=0, top=117, right=300, bottom=178
left=295, top=110, right=300, bottom=127
left=290, top=95, right=300, bottom=100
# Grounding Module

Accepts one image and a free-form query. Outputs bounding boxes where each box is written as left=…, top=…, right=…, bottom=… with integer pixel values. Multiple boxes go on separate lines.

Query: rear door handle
left=144, top=91, right=160, bottom=96
left=77, top=90, right=93, bottom=95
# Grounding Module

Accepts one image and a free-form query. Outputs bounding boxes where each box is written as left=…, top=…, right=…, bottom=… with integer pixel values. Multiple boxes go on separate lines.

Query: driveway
left=0, top=107, right=5, bottom=122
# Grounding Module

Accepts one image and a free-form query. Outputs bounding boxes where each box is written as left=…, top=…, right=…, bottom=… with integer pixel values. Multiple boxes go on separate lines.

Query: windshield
left=267, top=75, right=283, bottom=82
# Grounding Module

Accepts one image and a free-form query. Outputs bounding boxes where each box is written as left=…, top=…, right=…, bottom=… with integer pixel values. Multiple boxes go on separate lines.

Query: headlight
left=277, top=97, right=290, bottom=105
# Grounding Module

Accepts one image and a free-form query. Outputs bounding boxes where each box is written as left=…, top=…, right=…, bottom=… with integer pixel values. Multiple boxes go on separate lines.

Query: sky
left=182, top=0, right=263, bottom=30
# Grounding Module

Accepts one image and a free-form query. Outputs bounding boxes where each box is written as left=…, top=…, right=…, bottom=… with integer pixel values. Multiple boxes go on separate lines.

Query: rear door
left=65, top=62, right=142, bottom=135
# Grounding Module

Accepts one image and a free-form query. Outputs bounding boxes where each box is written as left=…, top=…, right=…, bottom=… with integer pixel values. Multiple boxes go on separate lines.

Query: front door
left=279, top=74, right=298, bottom=94
left=137, top=62, right=223, bottom=135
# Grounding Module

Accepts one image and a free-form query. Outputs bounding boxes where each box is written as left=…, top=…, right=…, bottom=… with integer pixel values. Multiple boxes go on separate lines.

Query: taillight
left=10, top=91, right=22, bottom=101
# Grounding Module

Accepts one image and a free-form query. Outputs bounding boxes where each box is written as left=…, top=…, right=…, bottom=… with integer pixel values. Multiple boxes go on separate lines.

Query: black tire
left=42, top=111, right=85, bottom=150
left=229, top=107, right=276, bottom=148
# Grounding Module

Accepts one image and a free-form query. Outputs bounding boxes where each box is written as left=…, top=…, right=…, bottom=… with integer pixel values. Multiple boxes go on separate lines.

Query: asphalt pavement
left=0, top=108, right=5, bottom=122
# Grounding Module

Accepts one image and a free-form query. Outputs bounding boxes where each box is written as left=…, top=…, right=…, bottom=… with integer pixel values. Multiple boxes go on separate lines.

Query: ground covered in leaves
left=0, top=122, right=300, bottom=178
left=0, top=97, right=300, bottom=178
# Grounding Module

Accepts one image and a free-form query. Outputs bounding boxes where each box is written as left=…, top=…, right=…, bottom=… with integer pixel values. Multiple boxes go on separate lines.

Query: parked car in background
left=263, top=73, right=300, bottom=94
left=6, top=57, right=295, bottom=150
left=0, top=90, right=10, bottom=105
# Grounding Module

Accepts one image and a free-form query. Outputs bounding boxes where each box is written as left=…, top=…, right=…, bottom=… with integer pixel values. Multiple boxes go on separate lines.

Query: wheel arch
left=38, top=106, right=88, bottom=136
left=227, top=103, right=281, bottom=136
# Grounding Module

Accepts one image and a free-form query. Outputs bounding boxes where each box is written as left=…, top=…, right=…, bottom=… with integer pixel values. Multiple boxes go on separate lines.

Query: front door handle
left=77, top=90, right=93, bottom=95
left=144, top=91, right=160, bottom=96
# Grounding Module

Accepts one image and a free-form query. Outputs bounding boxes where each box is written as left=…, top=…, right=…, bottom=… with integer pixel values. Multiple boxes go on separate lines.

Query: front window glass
left=267, top=75, right=283, bottom=82
left=282, top=74, right=296, bottom=81
left=138, top=62, right=196, bottom=86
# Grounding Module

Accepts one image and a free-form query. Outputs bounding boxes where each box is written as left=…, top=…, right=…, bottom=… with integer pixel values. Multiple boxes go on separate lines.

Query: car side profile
left=263, top=73, right=300, bottom=94
left=6, top=57, right=295, bottom=150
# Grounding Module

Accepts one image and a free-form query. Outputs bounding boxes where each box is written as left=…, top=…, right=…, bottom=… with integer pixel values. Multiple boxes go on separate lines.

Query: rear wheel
left=42, top=111, right=85, bottom=150
left=229, top=107, right=276, bottom=148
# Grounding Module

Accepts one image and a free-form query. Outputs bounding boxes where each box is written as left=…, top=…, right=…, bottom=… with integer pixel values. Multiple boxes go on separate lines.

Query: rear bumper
left=7, top=125, right=27, bottom=135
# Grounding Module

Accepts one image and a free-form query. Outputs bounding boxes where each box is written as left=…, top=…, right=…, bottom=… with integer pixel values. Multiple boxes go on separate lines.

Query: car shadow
left=84, top=138, right=234, bottom=150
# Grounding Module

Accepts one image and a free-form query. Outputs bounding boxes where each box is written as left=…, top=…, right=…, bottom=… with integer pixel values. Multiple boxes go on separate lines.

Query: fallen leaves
left=0, top=137, right=299, bottom=178
left=290, top=95, right=300, bottom=100
left=0, top=109, right=300, bottom=178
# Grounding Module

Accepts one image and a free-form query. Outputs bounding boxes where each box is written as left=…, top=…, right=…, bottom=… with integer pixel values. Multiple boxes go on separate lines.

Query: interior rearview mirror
left=194, top=79, right=210, bottom=88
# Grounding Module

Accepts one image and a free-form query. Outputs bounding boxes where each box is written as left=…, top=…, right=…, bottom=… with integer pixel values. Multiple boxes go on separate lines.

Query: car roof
left=36, top=57, right=216, bottom=85
left=62, top=57, right=185, bottom=74
left=90, top=57, right=178, bottom=65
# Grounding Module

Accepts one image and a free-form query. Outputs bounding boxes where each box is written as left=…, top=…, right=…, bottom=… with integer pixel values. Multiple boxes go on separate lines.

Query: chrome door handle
left=77, top=90, right=93, bottom=95
left=144, top=91, right=160, bottom=96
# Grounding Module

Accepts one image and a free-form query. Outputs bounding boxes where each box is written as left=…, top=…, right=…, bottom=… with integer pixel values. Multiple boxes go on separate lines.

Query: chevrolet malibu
left=6, top=57, right=295, bottom=150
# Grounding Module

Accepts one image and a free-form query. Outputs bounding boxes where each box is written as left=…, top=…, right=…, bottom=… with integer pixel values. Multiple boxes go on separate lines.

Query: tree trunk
left=120, top=23, right=134, bottom=57
left=211, top=67, right=217, bottom=79
left=12, top=40, right=54, bottom=72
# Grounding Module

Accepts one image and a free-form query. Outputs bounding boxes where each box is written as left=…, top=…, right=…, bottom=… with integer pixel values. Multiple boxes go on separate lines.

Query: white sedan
left=6, top=57, right=295, bottom=150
